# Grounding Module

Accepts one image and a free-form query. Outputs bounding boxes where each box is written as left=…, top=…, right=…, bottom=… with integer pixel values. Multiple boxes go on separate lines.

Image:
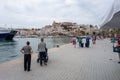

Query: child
left=73, top=38, right=76, bottom=47
left=92, top=35, right=96, bottom=44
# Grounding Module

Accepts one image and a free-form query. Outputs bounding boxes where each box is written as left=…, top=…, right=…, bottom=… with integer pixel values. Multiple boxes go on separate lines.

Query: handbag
left=113, top=46, right=120, bottom=52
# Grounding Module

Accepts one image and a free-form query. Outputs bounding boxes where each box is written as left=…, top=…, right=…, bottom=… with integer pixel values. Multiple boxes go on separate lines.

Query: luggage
left=113, top=46, right=119, bottom=52
left=85, top=42, right=89, bottom=48
left=113, top=46, right=120, bottom=53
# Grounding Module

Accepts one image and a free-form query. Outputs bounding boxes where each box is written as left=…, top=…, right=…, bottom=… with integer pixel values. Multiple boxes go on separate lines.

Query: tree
left=93, top=32, right=96, bottom=35
left=80, top=31, right=85, bottom=35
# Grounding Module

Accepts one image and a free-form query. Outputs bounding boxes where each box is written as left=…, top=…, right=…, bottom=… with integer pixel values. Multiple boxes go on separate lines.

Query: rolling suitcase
left=85, top=42, right=89, bottom=48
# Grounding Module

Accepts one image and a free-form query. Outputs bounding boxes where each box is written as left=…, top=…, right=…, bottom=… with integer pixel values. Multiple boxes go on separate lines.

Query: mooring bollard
left=56, top=44, right=59, bottom=47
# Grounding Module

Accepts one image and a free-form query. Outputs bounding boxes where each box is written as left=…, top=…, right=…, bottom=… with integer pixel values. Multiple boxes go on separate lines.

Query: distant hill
left=101, top=11, right=120, bottom=29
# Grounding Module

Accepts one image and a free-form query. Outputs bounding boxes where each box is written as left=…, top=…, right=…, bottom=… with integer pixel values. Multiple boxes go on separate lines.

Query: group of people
left=19, top=35, right=120, bottom=72
left=20, top=37, right=47, bottom=72
left=72, top=35, right=96, bottom=48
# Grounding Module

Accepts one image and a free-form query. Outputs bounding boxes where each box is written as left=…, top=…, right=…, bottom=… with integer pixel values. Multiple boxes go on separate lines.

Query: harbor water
left=0, top=36, right=72, bottom=63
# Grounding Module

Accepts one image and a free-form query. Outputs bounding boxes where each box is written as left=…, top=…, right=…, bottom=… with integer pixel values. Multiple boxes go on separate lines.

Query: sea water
left=0, top=36, right=72, bottom=63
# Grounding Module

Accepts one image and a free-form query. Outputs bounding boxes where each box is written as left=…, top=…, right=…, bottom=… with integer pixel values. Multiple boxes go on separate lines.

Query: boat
left=0, top=27, right=17, bottom=40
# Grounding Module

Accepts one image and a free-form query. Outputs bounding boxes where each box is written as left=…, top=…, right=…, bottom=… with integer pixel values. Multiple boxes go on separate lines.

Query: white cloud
left=65, top=0, right=76, bottom=5
left=0, top=0, right=118, bottom=28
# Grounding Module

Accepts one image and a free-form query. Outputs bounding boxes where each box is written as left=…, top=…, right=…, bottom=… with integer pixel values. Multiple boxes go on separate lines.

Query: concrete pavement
left=0, top=39, right=120, bottom=80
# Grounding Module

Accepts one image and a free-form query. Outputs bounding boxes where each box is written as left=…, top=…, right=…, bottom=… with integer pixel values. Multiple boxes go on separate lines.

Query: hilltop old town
left=16, top=21, right=99, bottom=37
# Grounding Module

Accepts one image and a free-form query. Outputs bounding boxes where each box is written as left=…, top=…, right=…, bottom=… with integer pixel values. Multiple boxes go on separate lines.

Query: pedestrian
left=77, top=37, right=82, bottom=47
left=20, top=41, right=33, bottom=71
left=85, top=36, right=90, bottom=48
left=117, top=38, right=120, bottom=63
left=72, top=37, right=77, bottom=47
left=111, top=37, right=116, bottom=47
left=38, top=37, right=47, bottom=66
left=92, top=35, right=96, bottom=44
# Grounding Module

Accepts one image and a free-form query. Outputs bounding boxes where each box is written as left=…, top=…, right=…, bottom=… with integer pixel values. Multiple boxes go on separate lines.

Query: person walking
left=38, top=37, right=47, bottom=66
left=20, top=41, right=33, bottom=71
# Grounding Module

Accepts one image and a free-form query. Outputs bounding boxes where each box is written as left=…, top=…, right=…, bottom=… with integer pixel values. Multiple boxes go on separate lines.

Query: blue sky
left=0, top=0, right=115, bottom=28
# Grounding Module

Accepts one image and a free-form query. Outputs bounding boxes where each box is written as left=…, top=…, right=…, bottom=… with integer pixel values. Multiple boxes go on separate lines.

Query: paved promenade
left=0, top=39, right=120, bottom=80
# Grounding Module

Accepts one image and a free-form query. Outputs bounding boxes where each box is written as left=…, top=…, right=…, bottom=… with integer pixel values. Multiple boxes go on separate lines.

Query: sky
left=0, top=0, right=116, bottom=28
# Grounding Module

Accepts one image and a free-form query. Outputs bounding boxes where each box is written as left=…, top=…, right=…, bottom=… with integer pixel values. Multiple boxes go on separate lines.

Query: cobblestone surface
left=0, top=39, right=120, bottom=80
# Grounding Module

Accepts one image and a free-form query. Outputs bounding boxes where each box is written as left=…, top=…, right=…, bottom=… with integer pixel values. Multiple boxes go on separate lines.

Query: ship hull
left=0, top=30, right=17, bottom=40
